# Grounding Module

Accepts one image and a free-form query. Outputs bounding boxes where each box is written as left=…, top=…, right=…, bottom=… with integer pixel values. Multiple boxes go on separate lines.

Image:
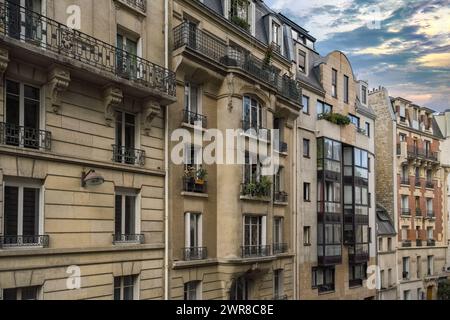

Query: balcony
left=0, top=235, right=49, bottom=248
left=117, top=0, right=146, bottom=13
left=274, top=141, right=288, bottom=154
left=240, top=181, right=271, bottom=199
left=318, top=284, right=335, bottom=294
left=270, top=42, right=281, bottom=54
left=183, top=177, right=207, bottom=194
left=112, top=145, right=146, bottom=166
left=400, top=177, right=410, bottom=185
left=241, top=245, right=271, bottom=258
left=402, top=240, right=412, bottom=248
left=274, top=191, right=288, bottom=204
left=241, top=120, right=271, bottom=141
left=426, top=181, right=435, bottom=189
left=0, top=122, right=51, bottom=150
left=183, top=247, right=208, bottom=261
left=427, top=239, right=436, bottom=247
left=348, top=244, right=370, bottom=263
left=0, top=1, right=175, bottom=98
left=426, top=212, right=435, bottom=220
left=273, top=243, right=288, bottom=255
left=183, top=110, right=207, bottom=128
left=173, top=22, right=301, bottom=103
left=112, top=234, right=144, bottom=244
left=415, top=208, right=423, bottom=217
left=401, top=208, right=411, bottom=217
left=416, top=239, right=423, bottom=247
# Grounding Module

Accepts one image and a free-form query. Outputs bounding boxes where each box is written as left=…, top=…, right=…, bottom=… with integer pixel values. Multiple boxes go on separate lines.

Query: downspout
left=293, top=118, right=298, bottom=300
left=164, top=0, right=170, bottom=301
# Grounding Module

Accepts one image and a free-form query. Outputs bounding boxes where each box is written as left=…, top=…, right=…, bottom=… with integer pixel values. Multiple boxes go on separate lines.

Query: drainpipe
left=293, top=118, right=298, bottom=300
left=163, top=0, right=170, bottom=301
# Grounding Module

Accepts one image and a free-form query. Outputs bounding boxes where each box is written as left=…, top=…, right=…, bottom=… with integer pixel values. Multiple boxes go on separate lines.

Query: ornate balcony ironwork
left=183, top=177, right=207, bottom=194
left=274, top=191, right=288, bottom=203
left=183, top=109, right=207, bottom=128
left=0, top=122, right=51, bottom=150
left=118, top=0, right=146, bottom=12
left=112, top=145, right=145, bottom=166
left=400, top=177, right=410, bottom=185
left=427, top=239, right=436, bottom=247
left=241, top=245, right=271, bottom=258
left=402, top=240, right=412, bottom=248
left=426, top=181, right=435, bottom=189
left=426, top=211, right=435, bottom=220
left=0, top=235, right=49, bottom=248
left=112, top=234, right=144, bottom=244
left=273, top=243, right=288, bottom=254
left=173, top=22, right=301, bottom=103
left=401, top=208, right=411, bottom=217
left=183, top=247, right=208, bottom=261
left=416, top=239, right=423, bottom=247
left=0, top=1, right=175, bottom=97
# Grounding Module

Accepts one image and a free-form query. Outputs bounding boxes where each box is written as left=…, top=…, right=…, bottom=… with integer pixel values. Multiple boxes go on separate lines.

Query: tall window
left=403, top=290, right=411, bottom=300
left=7, top=0, right=43, bottom=41
left=114, top=276, right=137, bottom=300
left=243, top=96, right=263, bottom=131
left=1, top=286, right=40, bottom=300
left=427, top=256, right=434, bottom=276
left=114, top=192, right=137, bottom=242
left=365, top=122, right=370, bottom=137
left=273, top=217, right=283, bottom=246
left=426, top=199, right=433, bottom=217
left=302, top=95, right=310, bottom=114
left=317, top=101, right=332, bottom=117
left=344, top=75, right=349, bottom=103
left=243, top=152, right=263, bottom=184
left=116, top=31, right=139, bottom=79
left=185, top=212, right=202, bottom=252
left=402, top=257, right=410, bottom=279
left=298, top=50, right=306, bottom=73
left=272, top=22, right=280, bottom=46
left=3, top=181, right=42, bottom=246
left=331, top=69, right=337, bottom=98
left=274, top=166, right=284, bottom=195
left=184, top=82, right=199, bottom=117
left=184, top=281, right=201, bottom=300
left=304, top=226, right=311, bottom=245
left=312, top=267, right=335, bottom=293
left=243, top=216, right=266, bottom=256
left=427, top=227, right=434, bottom=240
left=304, top=183, right=311, bottom=202
left=273, top=270, right=284, bottom=299
left=114, top=111, right=136, bottom=164
left=388, top=238, right=392, bottom=251
left=401, top=195, right=409, bottom=214
left=4, top=80, right=42, bottom=149
left=361, top=85, right=367, bottom=104
left=303, top=139, right=310, bottom=158
left=230, top=276, right=250, bottom=300
left=417, top=256, right=422, bottom=278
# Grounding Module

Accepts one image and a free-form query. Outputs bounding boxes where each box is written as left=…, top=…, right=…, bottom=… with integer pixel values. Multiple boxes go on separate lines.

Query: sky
left=266, top=0, right=450, bottom=112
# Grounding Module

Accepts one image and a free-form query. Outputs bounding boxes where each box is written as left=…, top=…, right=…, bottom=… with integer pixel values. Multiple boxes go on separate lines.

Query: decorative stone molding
left=227, top=74, right=235, bottom=112
left=0, top=47, right=9, bottom=76
left=103, top=86, right=123, bottom=126
left=47, top=66, right=70, bottom=114
left=142, top=99, right=161, bottom=134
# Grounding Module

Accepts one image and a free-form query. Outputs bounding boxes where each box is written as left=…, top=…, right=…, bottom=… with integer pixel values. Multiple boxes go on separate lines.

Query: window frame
left=185, top=212, right=203, bottom=249
left=114, top=190, right=139, bottom=238
left=113, top=275, right=138, bottom=300
left=331, top=69, right=338, bottom=98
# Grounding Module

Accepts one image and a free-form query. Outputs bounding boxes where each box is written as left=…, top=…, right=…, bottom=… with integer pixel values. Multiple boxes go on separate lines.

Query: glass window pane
left=125, top=196, right=135, bottom=235
left=22, top=188, right=39, bottom=236
left=115, top=195, right=122, bottom=234
left=4, top=186, right=19, bottom=236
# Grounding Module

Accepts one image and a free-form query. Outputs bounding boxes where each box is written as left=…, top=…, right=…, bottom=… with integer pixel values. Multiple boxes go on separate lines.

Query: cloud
left=416, top=52, right=450, bottom=68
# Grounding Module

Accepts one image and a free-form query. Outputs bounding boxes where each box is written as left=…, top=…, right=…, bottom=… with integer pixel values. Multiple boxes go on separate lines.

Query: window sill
left=274, top=201, right=288, bottom=206
left=304, top=243, right=312, bottom=247
left=240, top=195, right=271, bottom=202
left=181, top=191, right=209, bottom=198
left=239, top=132, right=271, bottom=144
left=114, top=0, right=147, bottom=16
left=181, top=122, right=208, bottom=132
left=274, top=150, right=288, bottom=157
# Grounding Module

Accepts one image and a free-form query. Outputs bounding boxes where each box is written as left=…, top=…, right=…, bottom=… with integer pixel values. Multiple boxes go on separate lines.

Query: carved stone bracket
left=103, top=86, right=123, bottom=126
left=0, top=47, right=9, bottom=77
left=142, top=99, right=161, bottom=134
left=47, top=66, right=70, bottom=113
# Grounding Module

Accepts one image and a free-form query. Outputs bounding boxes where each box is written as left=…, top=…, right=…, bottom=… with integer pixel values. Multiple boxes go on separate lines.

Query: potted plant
left=195, top=167, right=208, bottom=185
left=257, top=176, right=272, bottom=197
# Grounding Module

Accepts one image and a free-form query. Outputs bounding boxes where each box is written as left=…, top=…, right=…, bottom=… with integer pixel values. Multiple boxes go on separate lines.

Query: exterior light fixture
left=81, top=170, right=105, bottom=187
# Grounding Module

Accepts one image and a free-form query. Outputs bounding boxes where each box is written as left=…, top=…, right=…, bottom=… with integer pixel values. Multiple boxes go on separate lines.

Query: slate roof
left=376, top=205, right=396, bottom=236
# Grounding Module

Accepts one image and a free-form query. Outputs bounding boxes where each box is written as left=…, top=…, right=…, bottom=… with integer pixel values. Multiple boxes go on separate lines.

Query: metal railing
left=173, top=22, right=301, bottom=102
left=113, top=234, right=144, bottom=244
left=0, top=235, right=49, bottom=248
left=183, top=109, right=207, bottom=128
left=400, top=177, right=410, bottom=185
left=0, top=122, right=51, bottom=150
left=402, top=240, right=412, bottom=248
left=240, top=182, right=271, bottom=198
left=426, top=181, right=435, bottom=189
left=241, top=120, right=271, bottom=141
left=415, top=208, right=422, bottom=217
left=118, top=0, right=146, bottom=12
left=274, top=141, right=288, bottom=153
left=426, top=211, right=435, bottom=219
left=427, top=239, right=436, bottom=247
left=183, top=177, right=207, bottom=194
left=415, top=178, right=422, bottom=188
left=183, top=247, right=208, bottom=261
left=274, top=191, right=288, bottom=203
left=112, top=145, right=145, bottom=166
left=241, top=245, right=271, bottom=258
left=401, top=208, right=411, bottom=216
left=273, top=243, right=288, bottom=254
left=416, top=239, right=423, bottom=247
left=0, top=1, right=175, bottom=97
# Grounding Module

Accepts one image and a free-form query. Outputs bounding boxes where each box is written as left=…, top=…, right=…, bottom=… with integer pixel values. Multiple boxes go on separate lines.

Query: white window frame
left=184, top=281, right=202, bottom=300
left=273, top=269, right=284, bottom=298
left=0, top=286, right=42, bottom=300
left=243, top=215, right=266, bottom=247
left=115, top=189, right=140, bottom=236
left=184, top=82, right=202, bottom=116
left=116, top=28, right=143, bottom=79
left=185, top=212, right=203, bottom=248
left=298, top=49, right=307, bottom=74
left=242, top=96, right=263, bottom=129
left=273, top=217, right=283, bottom=245
left=2, top=179, right=44, bottom=238
left=115, top=110, right=139, bottom=156
left=114, top=275, right=139, bottom=300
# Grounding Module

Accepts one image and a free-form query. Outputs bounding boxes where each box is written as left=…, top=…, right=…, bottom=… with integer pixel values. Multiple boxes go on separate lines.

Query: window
left=417, top=289, right=422, bottom=300
left=399, top=133, right=407, bottom=142
left=426, top=170, right=433, bottom=183
left=116, top=31, right=140, bottom=79
left=378, top=238, right=383, bottom=252
left=298, top=50, right=306, bottom=73
left=401, top=165, right=409, bottom=181
left=230, top=0, right=249, bottom=22
left=243, top=216, right=266, bottom=253
left=426, top=199, right=433, bottom=217
left=424, top=141, right=431, bottom=156
left=402, top=257, right=410, bottom=279
left=230, top=276, right=250, bottom=300
left=401, top=196, right=409, bottom=214
left=273, top=270, right=284, bottom=299
left=185, top=212, right=202, bottom=251
left=6, top=0, right=43, bottom=41
left=317, top=101, right=333, bottom=117
left=272, top=22, right=280, bottom=46
left=4, top=80, right=42, bottom=149
left=403, top=290, right=411, bottom=300
left=388, top=238, right=392, bottom=251
left=304, top=226, right=311, bottom=245
left=243, top=152, right=263, bottom=184
left=3, top=181, right=42, bottom=246
left=349, top=264, right=367, bottom=287
left=388, top=269, right=392, bottom=287
left=114, top=111, right=137, bottom=164
left=332, top=69, right=337, bottom=98
left=304, top=183, right=311, bottom=202
left=114, top=275, right=137, bottom=300
left=114, top=191, right=138, bottom=242
left=344, top=75, right=349, bottom=103
left=274, top=167, right=284, bottom=194
left=184, top=281, right=201, bottom=300
left=417, top=256, right=421, bottom=278
left=365, top=122, right=370, bottom=137
left=401, top=227, right=408, bottom=241
left=380, top=270, right=385, bottom=289
left=273, top=217, right=283, bottom=246
left=302, top=95, right=310, bottom=114
left=184, top=82, right=200, bottom=123
left=427, top=227, right=434, bottom=240
left=1, top=286, right=40, bottom=300
left=243, top=96, right=263, bottom=131
left=361, top=85, right=367, bottom=104
left=312, top=267, right=335, bottom=293
left=348, top=114, right=360, bottom=128
left=303, top=139, right=310, bottom=158
left=427, top=256, right=434, bottom=276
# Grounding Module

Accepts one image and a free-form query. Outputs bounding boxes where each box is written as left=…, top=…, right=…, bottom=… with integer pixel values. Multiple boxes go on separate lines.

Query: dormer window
left=298, top=50, right=306, bottom=73
left=230, top=0, right=250, bottom=31
left=272, top=21, right=281, bottom=50
left=361, top=85, right=367, bottom=105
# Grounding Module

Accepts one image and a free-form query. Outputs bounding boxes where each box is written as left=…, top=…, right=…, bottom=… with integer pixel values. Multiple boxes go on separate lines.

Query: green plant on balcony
left=243, top=176, right=272, bottom=198
left=319, top=112, right=351, bottom=126
left=195, top=167, right=208, bottom=185
left=230, top=15, right=250, bottom=31
left=230, top=0, right=250, bottom=31
left=263, top=44, right=274, bottom=66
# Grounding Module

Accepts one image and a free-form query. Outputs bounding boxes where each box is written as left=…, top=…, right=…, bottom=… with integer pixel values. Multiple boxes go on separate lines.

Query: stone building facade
left=0, top=0, right=176, bottom=300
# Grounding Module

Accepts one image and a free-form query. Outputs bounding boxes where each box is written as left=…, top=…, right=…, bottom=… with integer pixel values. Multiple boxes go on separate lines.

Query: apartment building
left=0, top=0, right=176, bottom=300
left=168, top=0, right=301, bottom=300
left=278, top=16, right=377, bottom=299
left=369, top=88, right=449, bottom=300
left=376, top=205, right=398, bottom=300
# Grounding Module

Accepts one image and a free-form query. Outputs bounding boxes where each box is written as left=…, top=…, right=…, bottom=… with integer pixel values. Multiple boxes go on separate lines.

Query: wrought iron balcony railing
left=400, top=177, right=410, bottom=185
left=426, top=181, right=435, bottom=189
left=241, top=120, right=271, bottom=141
left=173, top=22, right=301, bottom=102
left=273, top=243, right=288, bottom=255
left=0, top=122, right=51, bottom=150
left=426, top=211, right=435, bottom=219
left=415, top=208, right=422, bottom=217
left=427, top=239, right=436, bottom=247
left=0, top=1, right=175, bottom=97
left=416, top=239, right=423, bottom=247
left=401, top=208, right=411, bottom=216
left=274, top=141, right=288, bottom=153
left=241, top=245, right=271, bottom=258
left=183, top=109, right=207, bottom=128
left=274, top=191, right=288, bottom=203
left=113, top=234, right=144, bottom=244
left=118, top=0, right=146, bottom=12
left=183, top=247, right=208, bottom=261
left=402, top=240, right=412, bottom=248
left=183, top=177, right=207, bottom=194
left=0, top=235, right=49, bottom=248
left=112, top=145, right=145, bottom=166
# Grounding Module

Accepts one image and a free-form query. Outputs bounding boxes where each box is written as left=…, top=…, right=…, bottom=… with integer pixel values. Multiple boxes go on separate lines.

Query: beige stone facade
left=0, top=0, right=175, bottom=300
